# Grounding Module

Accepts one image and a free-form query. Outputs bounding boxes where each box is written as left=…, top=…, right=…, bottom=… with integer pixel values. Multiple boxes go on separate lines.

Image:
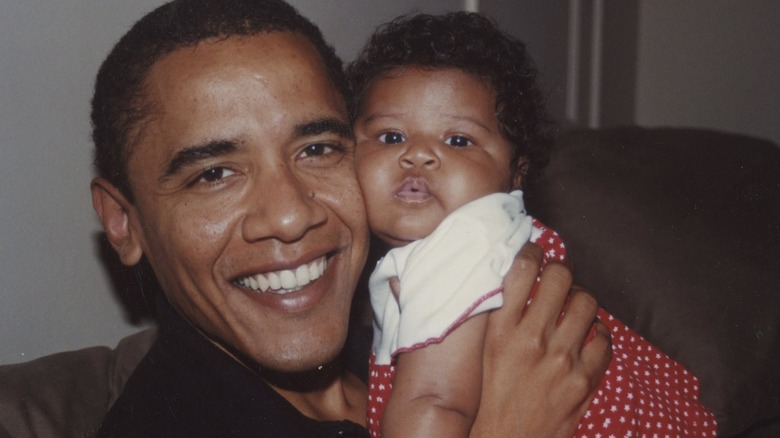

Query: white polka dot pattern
left=366, top=222, right=717, bottom=437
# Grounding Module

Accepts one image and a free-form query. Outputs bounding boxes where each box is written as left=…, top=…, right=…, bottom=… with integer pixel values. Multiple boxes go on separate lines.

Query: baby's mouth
left=395, top=177, right=432, bottom=202
left=234, top=255, right=329, bottom=295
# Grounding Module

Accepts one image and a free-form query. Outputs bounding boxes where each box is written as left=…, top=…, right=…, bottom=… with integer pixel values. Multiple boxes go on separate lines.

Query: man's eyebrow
left=164, top=140, right=238, bottom=178
left=295, top=118, right=353, bottom=140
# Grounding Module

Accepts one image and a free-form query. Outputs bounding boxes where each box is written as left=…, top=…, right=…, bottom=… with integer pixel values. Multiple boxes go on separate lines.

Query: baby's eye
left=378, top=131, right=406, bottom=145
left=444, top=135, right=473, bottom=148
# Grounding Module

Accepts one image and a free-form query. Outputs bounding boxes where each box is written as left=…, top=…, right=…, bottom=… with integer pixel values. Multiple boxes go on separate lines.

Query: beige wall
left=568, top=0, right=779, bottom=146
left=634, top=0, right=780, bottom=145
left=0, top=0, right=165, bottom=365
left=481, top=0, right=570, bottom=123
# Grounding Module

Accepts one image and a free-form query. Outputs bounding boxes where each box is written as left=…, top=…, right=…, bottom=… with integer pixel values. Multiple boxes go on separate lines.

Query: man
left=90, top=0, right=610, bottom=435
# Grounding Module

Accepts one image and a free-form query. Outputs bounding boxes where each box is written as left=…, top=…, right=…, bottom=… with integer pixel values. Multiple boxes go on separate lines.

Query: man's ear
left=512, top=156, right=529, bottom=190
left=91, top=177, right=144, bottom=266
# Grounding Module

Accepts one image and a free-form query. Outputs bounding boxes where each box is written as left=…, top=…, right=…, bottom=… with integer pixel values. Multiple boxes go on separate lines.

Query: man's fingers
left=580, top=321, right=612, bottom=388
left=556, top=286, right=611, bottom=391
left=557, top=286, right=600, bottom=347
left=522, top=262, right=572, bottom=332
left=489, top=243, right=543, bottom=333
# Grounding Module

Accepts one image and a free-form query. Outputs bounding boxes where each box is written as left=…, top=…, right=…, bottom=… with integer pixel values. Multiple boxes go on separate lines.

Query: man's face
left=117, top=32, right=368, bottom=372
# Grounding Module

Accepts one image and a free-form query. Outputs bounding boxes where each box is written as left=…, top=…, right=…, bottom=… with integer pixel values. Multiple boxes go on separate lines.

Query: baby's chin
left=371, top=217, right=440, bottom=248
left=376, top=229, right=428, bottom=249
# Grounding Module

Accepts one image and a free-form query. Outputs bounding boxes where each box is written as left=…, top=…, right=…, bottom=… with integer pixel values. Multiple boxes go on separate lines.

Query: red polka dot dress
left=532, top=226, right=716, bottom=437
left=366, top=193, right=716, bottom=437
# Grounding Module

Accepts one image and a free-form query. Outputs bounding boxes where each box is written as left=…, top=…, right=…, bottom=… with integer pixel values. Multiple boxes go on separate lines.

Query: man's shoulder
left=101, top=318, right=372, bottom=437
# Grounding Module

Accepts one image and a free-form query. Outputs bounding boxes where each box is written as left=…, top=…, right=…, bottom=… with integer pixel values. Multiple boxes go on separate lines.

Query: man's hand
left=471, top=243, right=611, bottom=437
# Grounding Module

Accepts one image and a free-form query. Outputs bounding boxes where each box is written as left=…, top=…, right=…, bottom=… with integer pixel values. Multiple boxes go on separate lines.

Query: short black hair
left=346, top=12, right=553, bottom=189
left=91, top=0, right=346, bottom=201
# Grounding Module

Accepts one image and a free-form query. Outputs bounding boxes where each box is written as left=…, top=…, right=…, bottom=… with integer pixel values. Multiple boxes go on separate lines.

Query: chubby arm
left=471, top=243, right=612, bottom=438
left=382, top=311, right=487, bottom=437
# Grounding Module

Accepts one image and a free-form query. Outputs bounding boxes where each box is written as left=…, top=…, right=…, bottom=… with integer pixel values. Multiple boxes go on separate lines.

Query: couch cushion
left=526, top=126, right=780, bottom=436
left=0, top=328, right=155, bottom=437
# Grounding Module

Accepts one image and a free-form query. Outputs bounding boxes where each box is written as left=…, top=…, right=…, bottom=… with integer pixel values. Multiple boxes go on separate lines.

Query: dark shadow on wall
left=95, top=232, right=159, bottom=325
left=567, top=0, right=640, bottom=128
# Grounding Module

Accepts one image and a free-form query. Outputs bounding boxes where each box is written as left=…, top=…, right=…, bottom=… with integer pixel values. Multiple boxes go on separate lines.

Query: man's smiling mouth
left=235, top=255, right=329, bottom=295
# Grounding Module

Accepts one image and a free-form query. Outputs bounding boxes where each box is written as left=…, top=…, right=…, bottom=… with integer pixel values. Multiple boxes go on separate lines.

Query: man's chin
left=258, top=352, right=346, bottom=392
left=246, top=333, right=347, bottom=373
left=205, top=329, right=343, bottom=377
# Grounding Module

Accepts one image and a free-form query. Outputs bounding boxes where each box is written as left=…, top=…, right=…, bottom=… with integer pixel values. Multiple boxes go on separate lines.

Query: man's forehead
left=140, top=31, right=341, bottom=114
left=142, top=32, right=334, bottom=105
left=128, top=31, right=348, bottom=166
left=150, top=31, right=323, bottom=78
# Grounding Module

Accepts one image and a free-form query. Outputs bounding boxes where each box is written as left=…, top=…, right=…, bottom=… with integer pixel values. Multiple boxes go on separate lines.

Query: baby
left=348, top=12, right=717, bottom=438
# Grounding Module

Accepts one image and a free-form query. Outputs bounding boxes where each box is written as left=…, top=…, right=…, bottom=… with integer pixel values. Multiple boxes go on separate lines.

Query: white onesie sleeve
left=370, top=190, right=539, bottom=365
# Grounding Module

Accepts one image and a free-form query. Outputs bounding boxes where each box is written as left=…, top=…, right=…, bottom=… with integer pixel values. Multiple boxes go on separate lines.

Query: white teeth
left=295, top=265, right=310, bottom=284
left=309, top=261, right=321, bottom=281
left=268, top=272, right=281, bottom=290
left=237, top=255, right=328, bottom=294
left=257, top=275, right=270, bottom=292
left=280, top=270, right=296, bottom=289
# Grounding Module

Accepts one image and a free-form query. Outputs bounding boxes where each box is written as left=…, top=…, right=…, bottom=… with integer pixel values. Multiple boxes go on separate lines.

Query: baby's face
left=354, top=67, right=515, bottom=248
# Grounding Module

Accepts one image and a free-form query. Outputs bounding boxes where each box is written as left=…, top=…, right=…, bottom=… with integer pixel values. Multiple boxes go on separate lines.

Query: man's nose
left=241, top=167, right=327, bottom=243
left=399, top=140, right=439, bottom=170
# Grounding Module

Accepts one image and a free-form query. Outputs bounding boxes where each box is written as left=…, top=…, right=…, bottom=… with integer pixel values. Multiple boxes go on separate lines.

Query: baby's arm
left=381, top=312, right=487, bottom=438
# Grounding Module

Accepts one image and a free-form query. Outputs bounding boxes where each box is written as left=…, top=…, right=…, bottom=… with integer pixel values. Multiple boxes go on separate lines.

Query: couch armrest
left=527, top=126, right=780, bottom=436
left=0, top=328, right=156, bottom=437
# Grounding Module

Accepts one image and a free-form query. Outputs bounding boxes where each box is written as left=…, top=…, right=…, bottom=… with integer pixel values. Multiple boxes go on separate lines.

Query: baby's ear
left=512, top=156, right=529, bottom=189
left=91, top=177, right=145, bottom=266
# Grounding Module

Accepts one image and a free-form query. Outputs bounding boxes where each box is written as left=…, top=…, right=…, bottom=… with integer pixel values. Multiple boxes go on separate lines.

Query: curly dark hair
left=346, top=12, right=553, bottom=189
left=91, top=0, right=347, bottom=202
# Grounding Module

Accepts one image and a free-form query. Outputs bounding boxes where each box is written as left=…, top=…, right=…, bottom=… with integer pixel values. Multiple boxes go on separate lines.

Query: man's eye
left=378, top=131, right=406, bottom=145
left=444, top=135, right=473, bottom=148
left=301, top=143, right=339, bottom=157
left=194, top=166, right=235, bottom=184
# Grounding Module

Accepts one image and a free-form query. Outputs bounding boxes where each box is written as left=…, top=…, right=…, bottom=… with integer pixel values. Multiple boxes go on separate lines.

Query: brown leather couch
left=0, top=329, right=155, bottom=437
left=528, top=127, right=780, bottom=437
left=1, top=126, right=778, bottom=437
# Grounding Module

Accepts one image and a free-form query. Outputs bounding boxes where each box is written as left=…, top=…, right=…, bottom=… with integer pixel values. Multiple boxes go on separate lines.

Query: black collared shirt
left=98, top=296, right=370, bottom=437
